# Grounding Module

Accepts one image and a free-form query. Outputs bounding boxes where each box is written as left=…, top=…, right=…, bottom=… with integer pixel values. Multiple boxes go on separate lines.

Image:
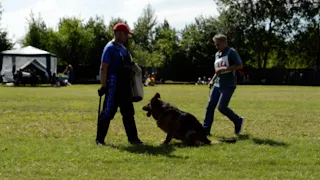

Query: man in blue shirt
left=96, top=22, right=143, bottom=146
left=203, top=34, right=245, bottom=136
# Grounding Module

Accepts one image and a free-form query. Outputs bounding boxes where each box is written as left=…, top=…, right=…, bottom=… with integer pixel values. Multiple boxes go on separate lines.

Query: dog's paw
left=160, top=140, right=169, bottom=146
left=160, top=143, right=169, bottom=147
left=210, top=140, right=222, bottom=145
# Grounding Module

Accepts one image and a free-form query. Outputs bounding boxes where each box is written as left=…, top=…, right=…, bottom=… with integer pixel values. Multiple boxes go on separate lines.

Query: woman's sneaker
left=234, top=117, right=245, bottom=135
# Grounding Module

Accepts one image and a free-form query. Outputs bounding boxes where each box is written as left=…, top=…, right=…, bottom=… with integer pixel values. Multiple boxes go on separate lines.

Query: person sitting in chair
left=50, top=73, right=60, bottom=87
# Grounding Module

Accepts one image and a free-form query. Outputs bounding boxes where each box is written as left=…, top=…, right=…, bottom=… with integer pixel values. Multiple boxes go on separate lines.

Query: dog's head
left=142, top=92, right=161, bottom=117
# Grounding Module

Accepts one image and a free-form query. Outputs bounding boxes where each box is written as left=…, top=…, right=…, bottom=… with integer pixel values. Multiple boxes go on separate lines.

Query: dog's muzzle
left=142, top=106, right=152, bottom=117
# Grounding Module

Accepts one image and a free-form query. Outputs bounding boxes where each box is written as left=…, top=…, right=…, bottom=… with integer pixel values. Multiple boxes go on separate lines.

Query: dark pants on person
left=68, top=72, right=74, bottom=83
left=30, top=75, right=37, bottom=87
left=96, top=74, right=139, bottom=143
left=203, top=86, right=241, bottom=134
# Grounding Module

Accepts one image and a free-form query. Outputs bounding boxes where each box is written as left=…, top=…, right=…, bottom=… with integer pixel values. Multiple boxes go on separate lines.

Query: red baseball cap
left=113, top=22, right=133, bottom=34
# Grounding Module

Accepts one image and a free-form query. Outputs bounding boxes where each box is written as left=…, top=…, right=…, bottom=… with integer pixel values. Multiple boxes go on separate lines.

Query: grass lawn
left=0, top=84, right=319, bottom=180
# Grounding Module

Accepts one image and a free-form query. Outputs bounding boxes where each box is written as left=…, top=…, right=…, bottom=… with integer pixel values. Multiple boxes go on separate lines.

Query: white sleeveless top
left=214, top=48, right=232, bottom=74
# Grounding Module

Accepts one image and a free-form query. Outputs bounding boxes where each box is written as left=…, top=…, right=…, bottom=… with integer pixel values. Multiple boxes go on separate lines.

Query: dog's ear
left=154, top=92, right=161, bottom=99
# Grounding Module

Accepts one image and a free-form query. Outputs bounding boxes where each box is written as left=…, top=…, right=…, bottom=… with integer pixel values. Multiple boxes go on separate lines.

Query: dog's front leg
left=162, top=134, right=173, bottom=145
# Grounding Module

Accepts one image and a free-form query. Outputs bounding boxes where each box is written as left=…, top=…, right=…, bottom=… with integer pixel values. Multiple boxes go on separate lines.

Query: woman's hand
left=208, top=74, right=217, bottom=89
left=215, top=66, right=228, bottom=75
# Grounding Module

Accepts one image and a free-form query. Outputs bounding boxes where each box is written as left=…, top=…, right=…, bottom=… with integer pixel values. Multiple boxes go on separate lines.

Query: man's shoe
left=96, top=140, right=107, bottom=146
left=129, top=139, right=144, bottom=145
left=234, top=117, right=245, bottom=135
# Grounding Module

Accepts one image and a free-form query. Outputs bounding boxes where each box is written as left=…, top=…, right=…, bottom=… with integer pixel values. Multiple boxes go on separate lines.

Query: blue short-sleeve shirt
left=101, top=41, right=128, bottom=75
left=214, top=47, right=242, bottom=88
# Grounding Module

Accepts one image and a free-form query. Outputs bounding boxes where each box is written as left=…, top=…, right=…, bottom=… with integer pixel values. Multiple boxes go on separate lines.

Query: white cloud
left=2, top=0, right=72, bottom=46
left=156, top=1, right=219, bottom=29
left=1, top=0, right=218, bottom=48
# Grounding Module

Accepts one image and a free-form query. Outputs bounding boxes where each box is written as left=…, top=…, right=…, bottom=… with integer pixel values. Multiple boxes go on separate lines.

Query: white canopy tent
left=0, top=46, right=57, bottom=82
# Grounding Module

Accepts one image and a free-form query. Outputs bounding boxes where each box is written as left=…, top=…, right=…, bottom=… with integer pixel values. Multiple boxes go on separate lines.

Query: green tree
left=294, top=0, right=320, bottom=70
left=0, top=3, right=13, bottom=51
left=153, top=19, right=179, bottom=66
left=0, top=4, right=12, bottom=51
left=180, top=15, right=219, bottom=73
left=84, top=16, right=110, bottom=72
left=23, top=12, right=54, bottom=51
left=54, top=17, right=93, bottom=66
left=133, top=4, right=157, bottom=53
left=215, top=0, right=296, bottom=69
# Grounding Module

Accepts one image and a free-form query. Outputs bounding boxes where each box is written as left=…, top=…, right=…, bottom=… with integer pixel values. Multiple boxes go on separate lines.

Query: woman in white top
left=203, top=34, right=245, bottom=136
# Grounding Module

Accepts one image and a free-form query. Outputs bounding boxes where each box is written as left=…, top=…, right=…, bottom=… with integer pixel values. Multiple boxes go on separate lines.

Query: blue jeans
left=203, top=86, right=240, bottom=134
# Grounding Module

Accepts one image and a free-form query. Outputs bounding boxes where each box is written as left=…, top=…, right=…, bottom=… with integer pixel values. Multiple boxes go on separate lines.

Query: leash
left=97, top=90, right=103, bottom=124
left=208, top=83, right=213, bottom=97
left=98, top=95, right=102, bottom=116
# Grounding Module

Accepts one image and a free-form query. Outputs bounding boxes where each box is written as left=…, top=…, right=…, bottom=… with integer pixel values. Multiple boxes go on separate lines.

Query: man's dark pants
left=96, top=75, right=139, bottom=143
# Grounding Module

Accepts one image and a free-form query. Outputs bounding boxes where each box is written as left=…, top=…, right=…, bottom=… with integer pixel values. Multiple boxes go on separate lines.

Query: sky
left=1, top=0, right=219, bottom=48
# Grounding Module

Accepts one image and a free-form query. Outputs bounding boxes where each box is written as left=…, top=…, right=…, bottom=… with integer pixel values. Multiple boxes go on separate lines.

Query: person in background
left=14, top=70, right=19, bottom=86
left=50, top=73, right=60, bottom=87
left=44, top=71, right=49, bottom=80
left=30, top=69, right=37, bottom=87
left=203, top=34, right=245, bottom=136
left=63, top=64, right=74, bottom=83
left=202, top=76, right=207, bottom=84
left=18, top=69, right=24, bottom=86
left=196, top=77, right=202, bottom=85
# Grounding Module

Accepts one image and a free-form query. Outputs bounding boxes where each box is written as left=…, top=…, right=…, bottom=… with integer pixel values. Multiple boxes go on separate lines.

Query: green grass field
left=1, top=85, right=319, bottom=180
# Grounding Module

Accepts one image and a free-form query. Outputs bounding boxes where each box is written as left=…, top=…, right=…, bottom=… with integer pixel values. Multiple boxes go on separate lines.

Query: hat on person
left=113, top=22, right=133, bottom=34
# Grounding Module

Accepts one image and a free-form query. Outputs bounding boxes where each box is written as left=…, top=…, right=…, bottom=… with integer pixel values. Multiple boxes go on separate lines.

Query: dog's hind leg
left=201, top=136, right=212, bottom=145
left=198, top=127, right=211, bottom=145
left=184, top=131, right=200, bottom=147
left=194, top=122, right=211, bottom=145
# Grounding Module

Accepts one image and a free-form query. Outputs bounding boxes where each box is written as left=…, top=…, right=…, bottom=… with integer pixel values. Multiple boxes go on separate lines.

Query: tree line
left=0, top=1, right=319, bottom=80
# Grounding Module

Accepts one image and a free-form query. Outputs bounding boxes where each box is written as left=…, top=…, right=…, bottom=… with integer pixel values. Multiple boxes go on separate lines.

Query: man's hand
left=98, top=86, right=107, bottom=97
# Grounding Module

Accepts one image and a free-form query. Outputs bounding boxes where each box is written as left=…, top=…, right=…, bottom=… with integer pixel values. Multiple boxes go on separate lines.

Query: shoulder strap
left=112, top=41, right=124, bottom=61
left=112, top=41, right=134, bottom=63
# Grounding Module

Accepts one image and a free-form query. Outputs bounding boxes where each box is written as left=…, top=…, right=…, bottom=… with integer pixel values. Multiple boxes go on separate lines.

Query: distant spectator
left=30, top=69, right=37, bottom=87
left=44, top=71, right=49, bottom=80
left=160, top=78, right=165, bottom=84
left=202, top=76, right=207, bottom=84
left=145, top=75, right=155, bottom=86
left=50, top=73, right=60, bottom=87
left=63, top=64, right=74, bottom=83
left=195, top=77, right=202, bottom=85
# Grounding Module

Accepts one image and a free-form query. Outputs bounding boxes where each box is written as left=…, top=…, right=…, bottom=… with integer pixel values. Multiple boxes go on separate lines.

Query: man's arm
left=100, top=45, right=113, bottom=88
left=100, top=62, right=108, bottom=88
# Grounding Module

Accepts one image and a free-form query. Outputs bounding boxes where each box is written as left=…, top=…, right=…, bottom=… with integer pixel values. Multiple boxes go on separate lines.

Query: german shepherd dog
left=142, top=93, right=213, bottom=146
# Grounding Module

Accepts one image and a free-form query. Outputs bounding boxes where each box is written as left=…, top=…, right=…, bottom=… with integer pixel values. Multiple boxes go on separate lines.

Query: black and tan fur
left=142, top=93, right=212, bottom=146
